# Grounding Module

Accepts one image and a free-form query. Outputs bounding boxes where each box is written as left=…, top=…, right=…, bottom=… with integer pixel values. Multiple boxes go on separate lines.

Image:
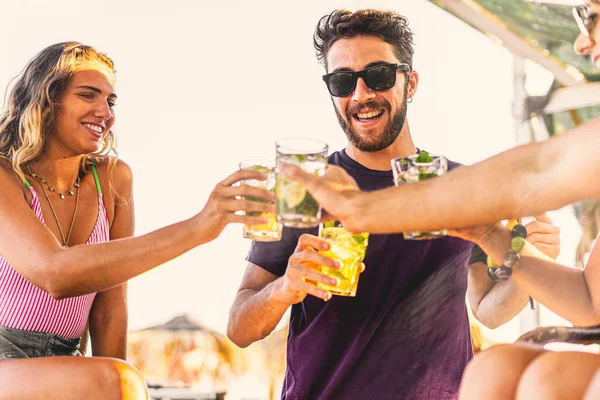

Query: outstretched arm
left=0, top=161, right=275, bottom=299
left=281, top=118, right=600, bottom=233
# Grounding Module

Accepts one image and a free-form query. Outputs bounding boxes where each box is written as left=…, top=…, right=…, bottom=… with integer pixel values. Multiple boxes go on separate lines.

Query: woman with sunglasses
left=281, top=1, right=600, bottom=398
left=0, top=42, right=274, bottom=399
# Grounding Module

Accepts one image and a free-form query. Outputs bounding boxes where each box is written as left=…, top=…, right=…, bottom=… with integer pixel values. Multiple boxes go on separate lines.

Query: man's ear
left=407, top=70, right=419, bottom=101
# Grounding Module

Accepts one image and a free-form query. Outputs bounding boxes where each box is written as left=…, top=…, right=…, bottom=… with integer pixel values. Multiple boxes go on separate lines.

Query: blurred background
left=1, top=0, right=598, bottom=398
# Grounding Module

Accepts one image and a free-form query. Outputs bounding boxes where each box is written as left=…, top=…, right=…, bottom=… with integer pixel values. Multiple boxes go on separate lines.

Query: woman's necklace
left=26, top=164, right=81, bottom=248
left=28, top=167, right=80, bottom=199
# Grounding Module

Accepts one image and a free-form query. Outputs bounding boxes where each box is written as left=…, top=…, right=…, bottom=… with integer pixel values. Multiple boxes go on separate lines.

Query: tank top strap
left=19, top=171, right=32, bottom=189
left=21, top=177, right=32, bottom=189
left=90, top=164, right=102, bottom=195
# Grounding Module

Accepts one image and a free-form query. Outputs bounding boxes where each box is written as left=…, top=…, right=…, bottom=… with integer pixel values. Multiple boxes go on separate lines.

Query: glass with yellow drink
left=317, top=223, right=369, bottom=297
left=239, top=159, right=282, bottom=242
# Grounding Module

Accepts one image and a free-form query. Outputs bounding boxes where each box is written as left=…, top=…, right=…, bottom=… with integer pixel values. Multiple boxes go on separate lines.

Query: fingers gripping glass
left=322, top=63, right=412, bottom=97
left=573, top=5, right=597, bottom=37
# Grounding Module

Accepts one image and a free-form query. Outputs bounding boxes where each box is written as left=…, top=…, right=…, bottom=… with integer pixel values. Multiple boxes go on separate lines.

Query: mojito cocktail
left=239, top=160, right=282, bottom=242
left=275, top=139, right=328, bottom=228
left=318, top=225, right=369, bottom=297
left=391, top=151, right=448, bottom=240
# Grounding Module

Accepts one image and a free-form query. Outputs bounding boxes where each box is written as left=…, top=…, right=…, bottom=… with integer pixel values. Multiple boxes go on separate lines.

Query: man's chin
left=350, top=138, right=386, bottom=152
left=347, top=128, right=400, bottom=152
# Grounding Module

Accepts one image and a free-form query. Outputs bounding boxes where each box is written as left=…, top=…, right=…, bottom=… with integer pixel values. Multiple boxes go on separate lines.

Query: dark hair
left=314, top=9, right=415, bottom=70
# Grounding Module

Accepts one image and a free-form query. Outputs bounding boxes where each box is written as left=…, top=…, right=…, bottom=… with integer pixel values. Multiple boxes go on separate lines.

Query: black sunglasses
left=322, top=63, right=412, bottom=97
left=573, top=5, right=597, bottom=37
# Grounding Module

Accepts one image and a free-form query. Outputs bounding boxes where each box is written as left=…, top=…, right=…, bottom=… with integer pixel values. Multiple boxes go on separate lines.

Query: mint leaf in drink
left=294, top=154, right=307, bottom=163
left=294, top=192, right=319, bottom=215
left=418, top=172, right=437, bottom=181
left=414, top=151, right=433, bottom=163
left=352, top=234, right=367, bottom=246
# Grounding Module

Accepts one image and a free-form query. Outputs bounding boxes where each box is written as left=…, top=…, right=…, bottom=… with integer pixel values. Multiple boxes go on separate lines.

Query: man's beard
left=334, top=84, right=408, bottom=152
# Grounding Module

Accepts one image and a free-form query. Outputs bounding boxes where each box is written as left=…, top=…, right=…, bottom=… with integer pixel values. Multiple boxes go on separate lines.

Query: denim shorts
left=0, top=326, right=81, bottom=360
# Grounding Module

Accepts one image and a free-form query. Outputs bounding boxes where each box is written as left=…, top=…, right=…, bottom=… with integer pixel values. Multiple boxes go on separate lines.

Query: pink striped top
left=0, top=166, right=109, bottom=338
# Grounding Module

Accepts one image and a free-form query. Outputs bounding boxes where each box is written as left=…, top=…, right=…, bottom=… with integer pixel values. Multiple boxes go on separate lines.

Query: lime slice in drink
left=248, top=165, right=270, bottom=174
left=326, top=268, right=346, bottom=281
left=283, top=181, right=307, bottom=209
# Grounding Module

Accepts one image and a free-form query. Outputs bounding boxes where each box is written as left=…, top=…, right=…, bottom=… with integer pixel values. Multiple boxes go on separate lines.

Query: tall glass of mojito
left=317, top=222, right=369, bottom=297
left=391, top=151, right=448, bottom=240
left=239, top=159, right=282, bottom=242
left=275, top=139, right=328, bottom=228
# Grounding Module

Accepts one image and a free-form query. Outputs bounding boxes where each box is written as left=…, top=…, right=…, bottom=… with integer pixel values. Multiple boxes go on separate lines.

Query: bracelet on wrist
left=487, top=222, right=527, bottom=281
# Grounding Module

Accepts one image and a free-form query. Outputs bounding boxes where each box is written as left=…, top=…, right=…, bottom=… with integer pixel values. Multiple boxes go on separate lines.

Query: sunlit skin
left=51, top=66, right=116, bottom=156
left=327, top=35, right=419, bottom=170
left=24, top=65, right=119, bottom=248
left=31, top=64, right=115, bottom=191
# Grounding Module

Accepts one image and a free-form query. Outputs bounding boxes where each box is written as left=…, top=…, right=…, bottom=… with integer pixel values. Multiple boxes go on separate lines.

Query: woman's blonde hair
left=0, top=42, right=117, bottom=179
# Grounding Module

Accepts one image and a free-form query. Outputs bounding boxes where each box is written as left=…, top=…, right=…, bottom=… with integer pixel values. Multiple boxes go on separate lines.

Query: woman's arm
left=89, top=161, right=133, bottom=359
left=89, top=285, right=128, bottom=359
left=0, top=160, right=275, bottom=299
left=466, top=216, right=560, bottom=328
left=477, top=225, right=600, bottom=326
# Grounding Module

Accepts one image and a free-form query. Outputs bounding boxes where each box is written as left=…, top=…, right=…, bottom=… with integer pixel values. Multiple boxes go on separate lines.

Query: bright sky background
left=0, top=0, right=582, bottom=336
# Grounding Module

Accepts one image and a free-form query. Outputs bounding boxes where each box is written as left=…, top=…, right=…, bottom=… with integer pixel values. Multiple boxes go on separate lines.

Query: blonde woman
left=0, top=42, right=273, bottom=399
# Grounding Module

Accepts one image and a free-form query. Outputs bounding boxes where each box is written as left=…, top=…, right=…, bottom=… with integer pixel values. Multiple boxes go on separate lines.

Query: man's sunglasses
left=322, top=63, right=412, bottom=97
left=573, top=5, right=597, bottom=38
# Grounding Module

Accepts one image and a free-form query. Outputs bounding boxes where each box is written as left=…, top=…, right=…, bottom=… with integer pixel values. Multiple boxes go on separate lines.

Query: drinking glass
left=275, top=139, right=328, bottom=228
left=391, top=153, right=448, bottom=240
left=239, top=159, right=282, bottom=242
left=317, top=223, right=369, bottom=297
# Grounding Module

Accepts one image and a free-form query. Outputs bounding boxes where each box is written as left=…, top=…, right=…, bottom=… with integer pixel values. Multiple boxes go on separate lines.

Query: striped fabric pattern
left=0, top=188, right=109, bottom=339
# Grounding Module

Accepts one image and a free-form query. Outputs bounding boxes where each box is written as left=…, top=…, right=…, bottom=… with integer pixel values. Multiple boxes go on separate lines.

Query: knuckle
left=299, top=233, right=310, bottom=242
left=288, top=254, right=300, bottom=267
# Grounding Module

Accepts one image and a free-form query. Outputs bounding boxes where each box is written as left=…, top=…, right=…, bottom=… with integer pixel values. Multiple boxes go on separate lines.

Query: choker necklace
left=27, top=166, right=81, bottom=200
left=26, top=164, right=81, bottom=248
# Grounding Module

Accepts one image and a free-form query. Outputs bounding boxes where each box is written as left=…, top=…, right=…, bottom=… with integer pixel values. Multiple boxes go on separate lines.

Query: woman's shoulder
left=92, top=157, right=133, bottom=205
left=93, top=156, right=133, bottom=186
left=0, top=158, right=31, bottom=206
left=0, top=157, right=11, bottom=173
left=0, top=158, right=26, bottom=188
